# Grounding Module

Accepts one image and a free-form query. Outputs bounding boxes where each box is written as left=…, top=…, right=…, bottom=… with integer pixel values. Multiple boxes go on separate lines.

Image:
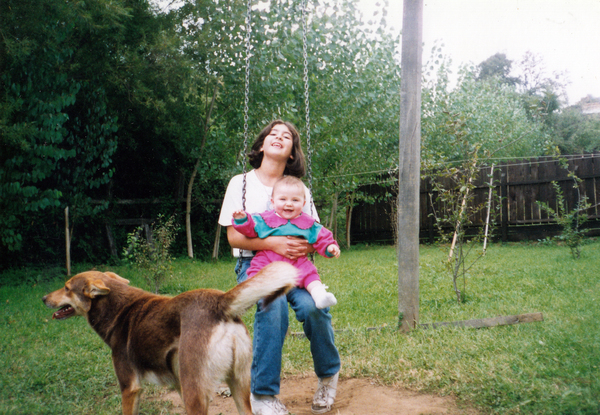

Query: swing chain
left=242, top=0, right=252, bottom=211
left=301, top=0, right=314, bottom=217
left=242, top=0, right=313, bottom=216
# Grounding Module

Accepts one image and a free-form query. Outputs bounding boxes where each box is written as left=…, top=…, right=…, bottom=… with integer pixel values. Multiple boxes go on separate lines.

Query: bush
left=123, top=214, right=179, bottom=293
left=537, top=181, right=590, bottom=259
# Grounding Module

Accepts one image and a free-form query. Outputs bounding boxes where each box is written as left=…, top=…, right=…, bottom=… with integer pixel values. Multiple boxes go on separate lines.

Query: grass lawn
left=1, top=240, right=599, bottom=414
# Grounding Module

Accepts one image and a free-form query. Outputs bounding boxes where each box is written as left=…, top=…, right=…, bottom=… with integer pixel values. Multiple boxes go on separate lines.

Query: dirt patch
left=158, top=374, right=479, bottom=415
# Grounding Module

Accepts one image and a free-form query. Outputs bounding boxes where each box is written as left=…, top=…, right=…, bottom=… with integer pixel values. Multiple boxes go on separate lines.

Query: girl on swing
left=218, top=120, right=340, bottom=415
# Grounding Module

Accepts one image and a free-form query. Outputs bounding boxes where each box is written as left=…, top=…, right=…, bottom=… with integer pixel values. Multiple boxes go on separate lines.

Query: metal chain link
left=301, top=0, right=314, bottom=217
left=241, top=0, right=252, bottom=211
left=302, top=0, right=315, bottom=264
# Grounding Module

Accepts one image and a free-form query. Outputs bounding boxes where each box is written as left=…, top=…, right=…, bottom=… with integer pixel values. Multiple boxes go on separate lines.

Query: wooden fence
left=351, top=154, right=600, bottom=244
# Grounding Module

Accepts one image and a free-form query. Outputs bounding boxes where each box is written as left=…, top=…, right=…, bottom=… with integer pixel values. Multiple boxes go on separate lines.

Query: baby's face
left=271, top=183, right=306, bottom=220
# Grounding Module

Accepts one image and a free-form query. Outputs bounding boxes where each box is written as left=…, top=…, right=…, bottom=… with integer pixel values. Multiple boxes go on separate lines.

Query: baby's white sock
left=310, top=285, right=337, bottom=309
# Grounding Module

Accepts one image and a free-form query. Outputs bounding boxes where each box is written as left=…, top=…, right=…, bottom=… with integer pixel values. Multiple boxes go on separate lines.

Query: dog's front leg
left=120, top=384, right=142, bottom=415
left=113, top=358, right=142, bottom=415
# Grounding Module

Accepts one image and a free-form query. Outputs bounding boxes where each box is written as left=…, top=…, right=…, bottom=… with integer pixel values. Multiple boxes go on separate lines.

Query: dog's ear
left=84, top=279, right=110, bottom=298
left=103, top=271, right=130, bottom=285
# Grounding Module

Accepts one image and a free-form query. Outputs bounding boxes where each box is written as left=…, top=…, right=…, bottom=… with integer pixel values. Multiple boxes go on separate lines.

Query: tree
left=421, top=53, right=549, bottom=302
left=537, top=180, right=590, bottom=259
left=422, top=62, right=549, bottom=165
left=551, top=104, right=600, bottom=154
left=515, top=51, right=565, bottom=125
left=477, top=53, right=519, bottom=86
left=426, top=137, right=499, bottom=304
left=1, top=0, right=123, bottom=260
left=0, top=0, right=417, bottom=265
left=163, top=0, right=249, bottom=258
left=297, top=0, right=402, bottom=245
left=1, top=0, right=211, bottom=264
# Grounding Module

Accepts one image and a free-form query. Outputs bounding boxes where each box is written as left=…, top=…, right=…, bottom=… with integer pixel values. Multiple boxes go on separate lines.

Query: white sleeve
left=218, top=174, right=244, bottom=227
left=304, top=185, right=320, bottom=222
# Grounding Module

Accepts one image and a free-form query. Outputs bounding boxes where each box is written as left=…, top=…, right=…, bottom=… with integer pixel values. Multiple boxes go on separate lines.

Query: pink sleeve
left=232, top=213, right=258, bottom=238
left=313, top=225, right=339, bottom=258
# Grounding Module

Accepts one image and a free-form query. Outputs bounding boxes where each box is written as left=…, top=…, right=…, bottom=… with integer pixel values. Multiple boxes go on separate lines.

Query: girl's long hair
left=248, top=120, right=306, bottom=178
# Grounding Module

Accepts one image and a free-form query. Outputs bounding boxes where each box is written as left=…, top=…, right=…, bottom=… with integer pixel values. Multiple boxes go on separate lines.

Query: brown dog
left=42, top=262, right=298, bottom=415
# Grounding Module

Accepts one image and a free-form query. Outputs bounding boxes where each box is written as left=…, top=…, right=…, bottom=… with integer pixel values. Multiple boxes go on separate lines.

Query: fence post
left=426, top=179, right=435, bottom=244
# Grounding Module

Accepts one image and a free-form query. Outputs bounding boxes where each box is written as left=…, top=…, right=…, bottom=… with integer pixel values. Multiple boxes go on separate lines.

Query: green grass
left=1, top=241, right=599, bottom=414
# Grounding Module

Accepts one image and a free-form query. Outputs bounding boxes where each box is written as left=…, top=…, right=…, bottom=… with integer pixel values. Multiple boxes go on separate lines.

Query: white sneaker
left=251, top=393, right=289, bottom=415
left=311, top=372, right=338, bottom=414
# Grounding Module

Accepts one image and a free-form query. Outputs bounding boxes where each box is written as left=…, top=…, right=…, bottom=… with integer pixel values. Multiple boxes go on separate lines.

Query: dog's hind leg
left=179, top=352, right=212, bottom=414
left=180, top=388, right=211, bottom=415
left=227, top=373, right=252, bottom=415
left=179, top=316, right=214, bottom=414
left=227, top=325, right=253, bottom=415
left=179, top=343, right=212, bottom=414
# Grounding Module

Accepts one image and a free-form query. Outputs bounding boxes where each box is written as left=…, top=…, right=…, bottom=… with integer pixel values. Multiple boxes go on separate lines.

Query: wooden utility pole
left=398, top=0, right=423, bottom=332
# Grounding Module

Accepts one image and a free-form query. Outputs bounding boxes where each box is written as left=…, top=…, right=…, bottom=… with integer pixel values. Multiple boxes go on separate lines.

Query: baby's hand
left=232, top=210, right=247, bottom=220
left=327, top=244, right=340, bottom=258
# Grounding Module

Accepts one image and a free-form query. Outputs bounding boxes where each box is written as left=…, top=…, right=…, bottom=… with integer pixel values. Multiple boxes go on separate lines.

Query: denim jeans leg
left=288, top=287, right=341, bottom=379
left=234, top=257, right=251, bottom=284
left=235, top=257, right=289, bottom=396
left=252, top=295, right=288, bottom=395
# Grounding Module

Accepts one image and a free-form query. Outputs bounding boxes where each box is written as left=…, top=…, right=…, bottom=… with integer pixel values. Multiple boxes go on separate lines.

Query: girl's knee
left=301, top=301, right=331, bottom=323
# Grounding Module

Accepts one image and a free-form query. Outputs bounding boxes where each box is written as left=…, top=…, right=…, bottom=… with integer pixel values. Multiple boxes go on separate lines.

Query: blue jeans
left=235, top=257, right=340, bottom=396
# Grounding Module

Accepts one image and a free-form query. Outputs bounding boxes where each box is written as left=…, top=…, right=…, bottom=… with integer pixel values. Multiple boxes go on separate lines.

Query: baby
left=232, top=175, right=340, bottom=309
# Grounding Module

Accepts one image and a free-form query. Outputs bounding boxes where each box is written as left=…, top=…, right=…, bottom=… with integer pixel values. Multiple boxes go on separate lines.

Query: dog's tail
left=222, top=261, right=298, bottom=319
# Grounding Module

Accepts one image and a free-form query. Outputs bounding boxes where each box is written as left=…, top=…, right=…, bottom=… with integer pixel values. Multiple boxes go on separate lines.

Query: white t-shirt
left=218, top=170, right=319, bottom=257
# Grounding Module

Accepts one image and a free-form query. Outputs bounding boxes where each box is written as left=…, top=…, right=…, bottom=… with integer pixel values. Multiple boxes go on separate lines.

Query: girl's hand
left=232, top=210, right=247, bottom=220
left=327, top=244, right=341, bottom=258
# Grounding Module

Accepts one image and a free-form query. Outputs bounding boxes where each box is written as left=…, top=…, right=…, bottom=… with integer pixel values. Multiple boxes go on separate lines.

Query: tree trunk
left=345, top=205, right=353, bottom=248
left=186, top=158, right=200, bottom=258
left=345, top=192, right=355, bottom=248
left=482, top=164, right=495, bottom=253
left=212, top=224, right=221, bottom=259
left=448, top=174, right=473, bottom=262
left=65, top=207, right=71, bottom=277
left=106, top=224, right=117, bottom=258
left=185, top=84, right=218, bottom=258
left=330, top=192, right=338, bottom=241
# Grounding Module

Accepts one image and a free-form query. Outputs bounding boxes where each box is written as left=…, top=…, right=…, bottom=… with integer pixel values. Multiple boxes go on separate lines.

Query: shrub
left=123, top=214, right=179, bottom=293
left=537, top=180, right=590, bottom=259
